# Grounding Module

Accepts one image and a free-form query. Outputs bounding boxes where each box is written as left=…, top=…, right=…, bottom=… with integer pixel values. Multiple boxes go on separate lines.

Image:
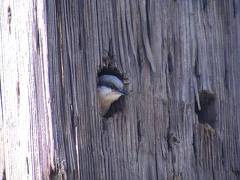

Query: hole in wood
left=97, top=65, right=128, bottom=118
left=195, top=91, right=217, bottom=128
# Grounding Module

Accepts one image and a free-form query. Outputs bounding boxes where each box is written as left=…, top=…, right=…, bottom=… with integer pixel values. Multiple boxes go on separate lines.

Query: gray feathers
left=98, top=75, right=124, bottom=91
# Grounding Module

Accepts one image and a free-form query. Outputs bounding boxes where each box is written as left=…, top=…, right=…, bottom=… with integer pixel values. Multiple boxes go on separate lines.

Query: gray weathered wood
left=1, top=0, right=240, bottom=179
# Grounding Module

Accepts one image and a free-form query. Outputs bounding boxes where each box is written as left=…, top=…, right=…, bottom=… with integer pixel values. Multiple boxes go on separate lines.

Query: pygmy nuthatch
left=97, top=74, right=128, bottom=116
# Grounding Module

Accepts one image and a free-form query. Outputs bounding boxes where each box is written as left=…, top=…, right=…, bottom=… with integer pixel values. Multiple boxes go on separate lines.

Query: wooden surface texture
left=1, top=0, right=240, bottom=179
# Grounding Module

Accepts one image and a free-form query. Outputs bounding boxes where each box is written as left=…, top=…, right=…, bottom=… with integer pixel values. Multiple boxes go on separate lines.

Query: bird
left=97, top=74, right=128, bottom=116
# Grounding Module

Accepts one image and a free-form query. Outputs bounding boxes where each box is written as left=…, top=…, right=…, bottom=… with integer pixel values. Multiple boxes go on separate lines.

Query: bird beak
left=119, top=89, right=128, bottom=95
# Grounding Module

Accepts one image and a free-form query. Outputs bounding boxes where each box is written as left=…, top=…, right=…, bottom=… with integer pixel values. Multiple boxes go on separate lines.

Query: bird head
left=97, top=75, right=128, bottom=116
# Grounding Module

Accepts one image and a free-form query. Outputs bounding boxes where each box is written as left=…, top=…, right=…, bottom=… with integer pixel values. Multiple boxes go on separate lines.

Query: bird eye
left=109, top=83, right=118, bottom=91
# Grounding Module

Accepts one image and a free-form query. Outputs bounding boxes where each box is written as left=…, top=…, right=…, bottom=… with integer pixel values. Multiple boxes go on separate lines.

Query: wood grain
left=1, top=0, right=240, bottom=179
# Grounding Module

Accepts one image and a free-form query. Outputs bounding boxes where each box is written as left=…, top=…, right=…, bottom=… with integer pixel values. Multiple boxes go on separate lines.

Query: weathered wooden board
left=1, top=0, right=240, bottom=179
left=0, top=0, right=53, bottom=179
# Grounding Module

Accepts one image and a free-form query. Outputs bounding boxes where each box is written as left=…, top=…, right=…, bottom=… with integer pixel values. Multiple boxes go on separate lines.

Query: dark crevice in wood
left=137, top=120, right=141, bottom=142
left=231, top=168, right=240, bottom=177
left=212, top=169, right=216, bottom=180
left=70, top=105, right=76, bottom=137
left=221, top=144, right=225, bottom=167
left=7, top=6, right=11, bottom=33
left=36, top=28, right=40, bottom=54
left=165, top=62, right=171, bottom=150
left=154, top=152, right=159, bottom=180
left=166, top=131, right=171, bottom=151
left=26, top=157, right=29, bottom=175
left=201, top=0, right=208, bottom=12
left=1, top=169, right=6, bottom=180
left=145, top=0, right=151, bottom=40
left=224, top=70, right=229, bottom=91
left=224, top=52, right=229, bottom=92
left=192, top=130, right=200, bottom=180
left=16, top=81, right=20, bottom=105
left=136, top=48, right=143, bottom=70
left=195, top=91, right=217, bottom=128
left=167, top=52, right=173, bottom=74
left=78, top=0, right=84, bottom=51
left=194, top=45, right=200, bottom=80
left=192, top=132, right=197, bottom=162
left=34, top=2, right=40, bottom=54
left=233, top=0, right=237, bottom=18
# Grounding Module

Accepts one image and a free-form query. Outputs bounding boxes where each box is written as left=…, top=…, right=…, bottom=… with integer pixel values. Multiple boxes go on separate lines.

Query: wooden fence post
left=1, top=0, right=240, bottom=179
